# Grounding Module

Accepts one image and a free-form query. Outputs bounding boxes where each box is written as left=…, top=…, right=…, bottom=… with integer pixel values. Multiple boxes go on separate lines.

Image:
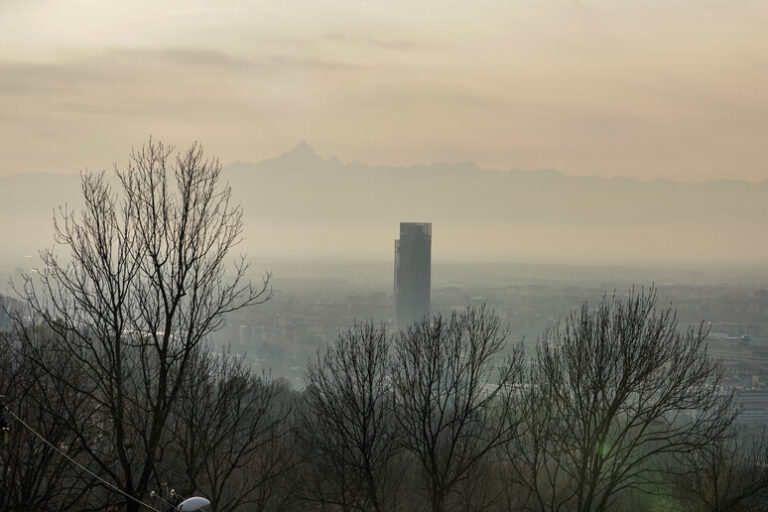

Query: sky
left=1, top=0, right=767, bottom=182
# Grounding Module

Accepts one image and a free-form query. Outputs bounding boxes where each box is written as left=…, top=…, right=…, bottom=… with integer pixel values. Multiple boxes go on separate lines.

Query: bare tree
left=667, top=427, right=768, bottom=512
left=0, top=323, right=99, bottom=511
left=300, top=322, right=403, bottom=512
left=391, top=306, right=522, bottom=512
left=13, top=139, right=271, bottom=511
left=168, top=346, right=291, bottom=512
left=504, top=288, right=736, bottom=512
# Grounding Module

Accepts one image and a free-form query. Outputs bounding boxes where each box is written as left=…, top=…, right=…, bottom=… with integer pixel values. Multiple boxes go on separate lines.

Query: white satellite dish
left=177, top=496, right=211, bottom=511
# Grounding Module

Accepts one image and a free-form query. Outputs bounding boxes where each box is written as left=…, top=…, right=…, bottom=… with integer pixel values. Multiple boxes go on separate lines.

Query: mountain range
left=2, top=142, right=767, bottom=266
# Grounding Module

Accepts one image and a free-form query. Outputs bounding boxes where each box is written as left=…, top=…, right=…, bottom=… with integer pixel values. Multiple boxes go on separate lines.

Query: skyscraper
left=394, top=222, right=432, bottom=328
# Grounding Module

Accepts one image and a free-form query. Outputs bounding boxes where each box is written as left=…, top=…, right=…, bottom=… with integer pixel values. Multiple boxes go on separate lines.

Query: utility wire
left=2, top=403, right=162, bottom=512
left=152, top=491, right=188, bottom=511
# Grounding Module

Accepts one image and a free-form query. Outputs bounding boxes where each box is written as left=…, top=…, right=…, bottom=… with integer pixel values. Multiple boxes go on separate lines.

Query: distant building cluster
left=210, top=229, right=768, bottom=432
left=711, top=348, right=768, bottom=425
left=734, top=388, right=768, bottom=425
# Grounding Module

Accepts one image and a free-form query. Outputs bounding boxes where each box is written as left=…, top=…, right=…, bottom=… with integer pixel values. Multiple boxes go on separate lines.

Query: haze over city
left=2, top=2, right=768, bottom=512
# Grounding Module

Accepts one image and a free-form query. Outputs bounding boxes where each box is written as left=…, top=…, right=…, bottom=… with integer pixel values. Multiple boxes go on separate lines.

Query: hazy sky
left=1, top=0, right=767, bottom=181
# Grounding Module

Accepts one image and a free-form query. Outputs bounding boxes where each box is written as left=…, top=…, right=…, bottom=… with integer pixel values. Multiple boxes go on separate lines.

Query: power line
left=2, top=403, right=162, bottom=512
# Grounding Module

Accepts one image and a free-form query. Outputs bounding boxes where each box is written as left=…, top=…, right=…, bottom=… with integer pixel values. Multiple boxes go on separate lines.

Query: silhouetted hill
left=2, top=143, right=767, bottom=264
left=225, top=145, right=768, bottom=226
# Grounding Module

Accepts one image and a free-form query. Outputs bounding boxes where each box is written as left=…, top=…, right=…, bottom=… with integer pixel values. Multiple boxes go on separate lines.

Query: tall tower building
left=394, top=222, right=432, bottom=328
